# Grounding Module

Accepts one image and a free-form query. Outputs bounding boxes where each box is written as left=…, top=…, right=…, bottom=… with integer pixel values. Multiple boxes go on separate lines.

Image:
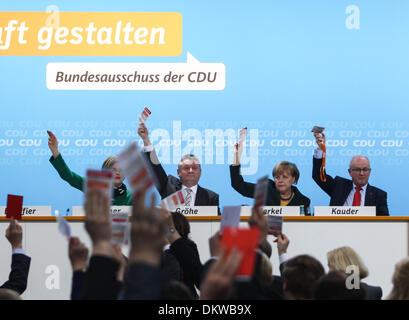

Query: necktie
left=352, top=186, right=362, bottom=206
left=185, top=188, right=192, bottom=206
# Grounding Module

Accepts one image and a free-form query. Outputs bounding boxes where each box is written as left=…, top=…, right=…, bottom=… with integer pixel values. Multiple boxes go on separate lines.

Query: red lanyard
left=320, top=143, right=326, bottom=182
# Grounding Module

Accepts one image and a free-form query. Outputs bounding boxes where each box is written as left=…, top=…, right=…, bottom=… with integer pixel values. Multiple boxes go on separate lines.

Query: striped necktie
left=185, top=188, right=192, bottom=206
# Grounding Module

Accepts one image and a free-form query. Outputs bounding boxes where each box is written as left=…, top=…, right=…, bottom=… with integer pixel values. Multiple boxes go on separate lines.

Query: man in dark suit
left=137, top=122, right=219, bottom=207
left=1, top=218, right=31, bottom=297
left=312, top=132, right=389, bottom=216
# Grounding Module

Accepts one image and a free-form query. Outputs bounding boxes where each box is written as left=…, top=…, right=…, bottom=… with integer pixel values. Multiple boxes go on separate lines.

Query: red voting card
left=6, top=194, right=23, bottom=220
left=220, top=227, right=260, bottom=277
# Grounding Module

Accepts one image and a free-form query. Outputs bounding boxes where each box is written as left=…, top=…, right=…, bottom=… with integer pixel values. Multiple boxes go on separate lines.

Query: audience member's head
left=312, top=271, right=366, bottom=300
left=259, top=240, right=272, bottom=258
left=259, top=252, right=273, bottom=286
left=171, top=211, right=190, bottom=239
left=327, top=246, right=369, bottom=280
left=0, top=288, right=22, bottom=300
left=165, top=280, right=195, bottom=300
left=387, top=257, right=409, bottom=300
left=282, top=254, right=325, bottom=300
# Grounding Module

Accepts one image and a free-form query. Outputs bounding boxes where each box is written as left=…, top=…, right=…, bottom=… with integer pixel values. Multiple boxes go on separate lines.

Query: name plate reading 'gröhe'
left=239, top=206, right=302, bottom=217
left=174, top=206, right=218, bottom=216
left=72, top=206, right=132, bottom=216
left=0, top=206, right=52, bottom=217
left=313, top=206, right=376, bottom=217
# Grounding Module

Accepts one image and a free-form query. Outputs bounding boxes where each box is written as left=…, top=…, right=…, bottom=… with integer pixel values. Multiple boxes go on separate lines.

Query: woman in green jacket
left=47, top=130, right=132, bottom=205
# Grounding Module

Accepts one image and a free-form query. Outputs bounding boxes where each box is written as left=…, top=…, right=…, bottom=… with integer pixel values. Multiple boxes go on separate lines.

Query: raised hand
left=68, top=237, right=89, bottom=271
left=84, top=189, right=112, bottom=256
left=5, top=217, right=23, bottom=249
left=314, top=132, right=326, bottom=150
left=47, top=130, right=60, bottom=158
left=233, top=142, right=243, bottom=165
left=137, top=122, right=151, bottom=146
left=199, top=246, right=242, bottom=300
left=129, top=190, right=167, bottom=266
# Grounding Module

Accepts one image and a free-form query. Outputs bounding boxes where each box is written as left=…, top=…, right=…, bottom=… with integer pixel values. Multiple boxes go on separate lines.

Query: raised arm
left=312, top=132, right=335, bottom=196
left=47, top=130, right=84, bottom=191
left=138, top=123, right=169, bottom=197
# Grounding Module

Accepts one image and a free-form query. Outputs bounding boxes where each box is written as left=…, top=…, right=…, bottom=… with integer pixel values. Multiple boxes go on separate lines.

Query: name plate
left=0, top=206, right=52, bottom=217
left=314, top=206, right=376, bottom=217
left=72, top=206, right=132, bottom=216
left=174, top=206, right=218, bottom=216
left=239, top=206, right=302, bottom=216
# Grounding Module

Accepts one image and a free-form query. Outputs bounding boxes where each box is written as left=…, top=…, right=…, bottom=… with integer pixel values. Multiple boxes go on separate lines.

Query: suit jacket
left=362, top=282, right=382, bottom=300
left=81, top=255, right=122, bottom=300
left=230, top=165, right=311, bottom=214
left=120, top=262, right=169, bottom=300
left=169, top=237, right=203, bottom=298
left=312, top=157, right=389, bottom=216
left=0, top=253, right=31, bottom=295
left=161, top=249, right=181, bottom=281
left=145, top=150, right=219, bottom=206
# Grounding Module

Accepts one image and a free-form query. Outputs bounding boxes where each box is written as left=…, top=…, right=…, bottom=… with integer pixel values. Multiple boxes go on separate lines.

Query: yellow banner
left=0, top=12, right=182, bottom=56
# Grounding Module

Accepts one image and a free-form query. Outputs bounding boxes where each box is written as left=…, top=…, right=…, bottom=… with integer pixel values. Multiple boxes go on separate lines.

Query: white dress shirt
left=182, top=184, right=198, bottom=206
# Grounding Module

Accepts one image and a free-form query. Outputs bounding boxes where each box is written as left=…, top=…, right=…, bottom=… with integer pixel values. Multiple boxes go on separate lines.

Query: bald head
left=348, top=155, right=371, bottom=187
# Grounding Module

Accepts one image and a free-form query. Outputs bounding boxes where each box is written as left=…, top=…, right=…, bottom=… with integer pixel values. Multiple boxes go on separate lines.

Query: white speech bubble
left=46, top=52, right=225, bottom=90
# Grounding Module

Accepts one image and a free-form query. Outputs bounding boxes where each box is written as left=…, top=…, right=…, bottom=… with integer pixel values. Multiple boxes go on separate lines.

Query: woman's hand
left=47, top=130, right=60, bottom=159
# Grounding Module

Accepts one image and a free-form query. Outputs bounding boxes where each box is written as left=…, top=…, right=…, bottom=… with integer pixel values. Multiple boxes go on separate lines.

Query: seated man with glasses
left=137, top=122, right=219, bottom=207
left=312, top=132, right=389, bottom=216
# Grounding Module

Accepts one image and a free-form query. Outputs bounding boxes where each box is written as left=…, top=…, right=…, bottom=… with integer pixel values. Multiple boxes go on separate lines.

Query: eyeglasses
left=181, top=165, right=200, bottom=171
left=350, top=168, right=371, bottom=173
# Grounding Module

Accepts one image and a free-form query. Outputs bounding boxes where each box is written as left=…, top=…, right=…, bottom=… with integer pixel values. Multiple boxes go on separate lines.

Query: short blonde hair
left=272, top=161, right=300, bottom=184
left=388, top=257, right=409, bottom=300
left=101, top=156, right=117, bottom=169
left=327, top=246, right=369, bottom=279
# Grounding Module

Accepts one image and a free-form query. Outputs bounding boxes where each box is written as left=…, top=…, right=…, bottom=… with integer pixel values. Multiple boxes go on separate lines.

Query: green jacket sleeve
left=49, top=154, right=84, bottom=192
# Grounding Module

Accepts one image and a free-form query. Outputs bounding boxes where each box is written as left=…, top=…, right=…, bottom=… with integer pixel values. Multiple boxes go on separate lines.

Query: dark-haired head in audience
left=312, top=271, right=366, bottom=300
left=282, top=255, right=325, bottom=300
left=164, top=280, right=195, bottom=300
left=171, top=212, right=190, bottom=239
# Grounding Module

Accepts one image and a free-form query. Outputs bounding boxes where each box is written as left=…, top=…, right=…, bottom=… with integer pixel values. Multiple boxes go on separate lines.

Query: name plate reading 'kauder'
left=72, top=206, right=132, bottom=216
left=174, top=206, right=218, bottom=216
left=240, top=206, right=302, bottom=216
left=0, top=206, right=52, bottom=217
left=313, top=206, right=376, bottom=217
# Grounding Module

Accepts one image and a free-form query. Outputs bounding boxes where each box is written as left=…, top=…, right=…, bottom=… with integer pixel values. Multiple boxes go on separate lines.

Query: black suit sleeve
left=81, top=255, right=122, bottom=300
left=230, top=164, right=256, bottom=198
left=376, top=190, right=389, bottom=216
left=162, top=250, right=181, bottom=281
left=170, top=238, right=203, bottom=294
left=312, top=157, right=336, bottom=197
left=0, top=253, right=31, bottom=295
left=144, top=150, right=170, bottom=198
left=120, top=263, right=169, bottom=300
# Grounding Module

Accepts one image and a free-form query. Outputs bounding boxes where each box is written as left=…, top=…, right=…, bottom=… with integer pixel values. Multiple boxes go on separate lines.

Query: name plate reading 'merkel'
left=174, top=206, right=218, bottom=216
left=313, top=206, right=376, bottom=217
left=0, top=206, right=52, bottom=217
left=240, top=206, right=302, bottom=217
left=72, top=206, right=132, bottom=216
